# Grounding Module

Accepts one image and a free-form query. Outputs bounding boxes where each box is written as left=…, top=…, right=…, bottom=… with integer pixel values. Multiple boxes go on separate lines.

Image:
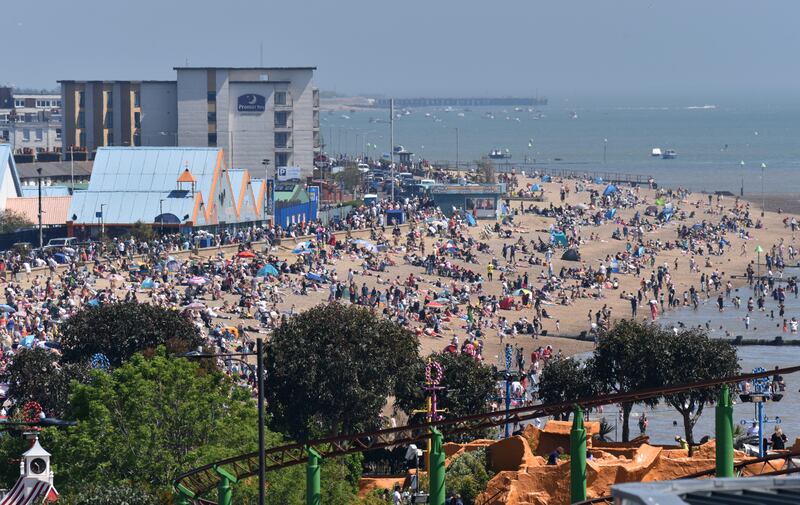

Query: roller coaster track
left=174, top=364, right=800, bottom=500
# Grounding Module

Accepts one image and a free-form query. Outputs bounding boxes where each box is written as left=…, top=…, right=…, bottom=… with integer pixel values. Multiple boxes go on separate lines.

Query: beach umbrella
left=184, top=301, right=206, bottom=310
left=0, top=305, right=15, bottom=313
left=256, top=264, right=279, bottom=277
left=237, top=250, right=256, bottom=258
left=141, top=278, right=155, bottom=289
left=512, top=288, right=532, bottom=296
left=754, top=245, right=764, bottom=253
left=306, top=272, right=324, bottom=282
left=188, top=276, right=207, bottom=286
left=435, top=297, right=451, bottom=303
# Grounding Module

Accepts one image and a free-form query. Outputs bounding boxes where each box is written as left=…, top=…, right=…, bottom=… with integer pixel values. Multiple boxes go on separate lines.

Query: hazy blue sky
left=7, top=0, right=799, bottom=103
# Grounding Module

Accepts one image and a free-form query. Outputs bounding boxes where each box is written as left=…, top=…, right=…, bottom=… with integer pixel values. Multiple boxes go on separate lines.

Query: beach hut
left=550, top=231, right=568, bottom=247
left=561, top=248, right=581, bottom=261
left=605, top=208, right=617, bottom=219
left=602, top=184, right=618, bottom=197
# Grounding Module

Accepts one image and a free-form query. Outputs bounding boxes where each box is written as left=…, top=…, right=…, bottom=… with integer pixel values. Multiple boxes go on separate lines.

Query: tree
left=661, top=328, right=739, bottom=454
left=591, top=320, right=669, bottom=441
left=474, top=158, right=496, bottom=184
left=128, top=220, right=155, bottom=242
left=0, top=209, right=33, bottom=233
left=265, top=304, right=420, bottom=441
left=59, top=302, right=203, bottom=367
left=394, top=353, right=496, bottom=439
left=5, top=347, right=89, bottom=419
left=537, top=357, right=595, bottom=421
left=335, top=166, right=364, bottom=192
left=446, top=448, right=493, bottom=505
left=43, top=350, right=261, bottom=491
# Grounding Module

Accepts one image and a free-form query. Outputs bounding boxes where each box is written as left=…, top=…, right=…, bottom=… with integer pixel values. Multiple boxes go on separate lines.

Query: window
left=106, top=92, right=113, bottom=108
left=77, top=111, right=85, bottom=128
left=274, top=91, right=287, bottom=106
left=22, top=129, right=30, bottom=141
left=36, top=129, right=43, bottom=141
left=313, top=88, right=320, bottom=108
left=1, top=130, right=8, bottom=140
left=14, top=99, right=23, bottom=107
left=134, top=112, right=141, bottom=129
left=274, top=111, right=289, bottom=128
left=78, top=91, right=85, bottom=107
left=133, top=91, right=140, bottom=107
left=56, top=100, right=62, bottom=107
left=133, top=133, right=141, bottom=146
left=208, top=133, right=217, bottom=146
left=56, top=129, right=62, bottom=140
left=79, top=131, right=86, bottom=146
left=107, top=132, right=113, bottom=146
left=274, top=132, right=289, bottom=148
left=275, top=152, right=289, bottom=167
left=207, top=91, right=216, bottom=103
left=207, top=112, right=216, bottom=123
left=313, top=110, right=319, bottom=128
left=105, top=111, right=113, bottom=128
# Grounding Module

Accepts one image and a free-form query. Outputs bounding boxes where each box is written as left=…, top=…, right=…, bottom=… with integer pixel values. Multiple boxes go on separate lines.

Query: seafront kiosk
left=430, top=183, right=504, bottom=219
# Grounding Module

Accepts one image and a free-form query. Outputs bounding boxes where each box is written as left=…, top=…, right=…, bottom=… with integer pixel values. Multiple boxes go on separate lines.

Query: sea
left=326, top=99, right=800, bottom=444
left=321, top=100, right=800, bottom=196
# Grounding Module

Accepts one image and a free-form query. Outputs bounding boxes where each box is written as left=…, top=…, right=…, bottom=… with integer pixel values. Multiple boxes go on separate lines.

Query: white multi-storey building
left=58, top=66, right=320, bottom=178
left=175, top=67, right=320, bottom=178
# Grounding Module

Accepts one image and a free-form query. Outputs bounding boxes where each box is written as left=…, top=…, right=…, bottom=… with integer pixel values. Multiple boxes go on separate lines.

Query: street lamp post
left=37, top=167, right=43, bottom=250
left=454, top=127, right=459, bottom=175
left=181, top=338, right=266, bottom=505
left=760, top=163, right=766, bottom=217
left=603, top=138, right=608, bottom=164
left=740, top=160, right=745, bottom=197
left=159, top=199, right=165, bottom=234
left=100, top=204, right=107, bottom=237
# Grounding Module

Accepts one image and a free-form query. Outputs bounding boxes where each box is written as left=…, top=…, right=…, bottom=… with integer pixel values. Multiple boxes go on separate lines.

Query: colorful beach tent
left=541, top=175, right=552, bottom=182
left=531, top=184, right=541, bottom=191
left=602, top=184, right=618, bottom=197
left=550, top=231, right=568, bottom=247
left=595, top=177, right=604, bottom=184
left=645, top=205, right=658, bottom=216
left=256, top=264, right=279, bottom=277
left=499, top=296, right=515, bottom=310
left=465, top=213, right=477, bottom=226
left=561, top=248, right=581, bottom=261
left=605, top=208, right=617, bottom=219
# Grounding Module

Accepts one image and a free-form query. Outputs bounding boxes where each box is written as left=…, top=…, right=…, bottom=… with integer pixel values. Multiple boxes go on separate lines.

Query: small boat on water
left=662, top=149, right=677, bottom=159
left=489, top=149, right=511, bottom=160
left=651, top=148, right=662, bottom=157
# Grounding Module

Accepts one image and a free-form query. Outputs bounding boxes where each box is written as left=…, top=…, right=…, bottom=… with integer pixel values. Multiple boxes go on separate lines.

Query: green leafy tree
left=591, top=320, right=669, bottom=441
left=43, top=350, right=260, bottom=491
left=0, top=209, right=33, bottom=233
left=128, top=220, right=155, bottom=242
left=446, top=448, right=493, bottom=505
left=394, top=352, right=495, bottom=439
left=265, top=304, right=419, bottom=441
left=59, top=302, right=203, bottom=367
left=661, top=328, right=739, bottom=454
left=335, top=166, right=364, bottom=192
left=537, top=357, right=595, bottom=421
left=474, top=158, right=496, bottom=184
left=5, top=347, right=90, bottom=418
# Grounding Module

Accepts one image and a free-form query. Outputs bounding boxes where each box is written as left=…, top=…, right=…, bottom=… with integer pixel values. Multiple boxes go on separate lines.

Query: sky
left=6, top=0, right=799, bottom=103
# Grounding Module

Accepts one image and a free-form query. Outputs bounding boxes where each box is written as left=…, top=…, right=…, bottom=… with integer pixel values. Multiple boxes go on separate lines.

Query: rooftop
left=173, top=66, right=316, bottom=71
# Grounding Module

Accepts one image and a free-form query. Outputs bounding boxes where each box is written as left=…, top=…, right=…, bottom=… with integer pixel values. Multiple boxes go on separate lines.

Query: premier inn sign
left=237, top=94, right=266, bottom=113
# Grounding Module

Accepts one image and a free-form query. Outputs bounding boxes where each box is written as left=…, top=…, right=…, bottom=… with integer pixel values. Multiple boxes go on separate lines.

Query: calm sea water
left=322, top=102, right=800, bottom=195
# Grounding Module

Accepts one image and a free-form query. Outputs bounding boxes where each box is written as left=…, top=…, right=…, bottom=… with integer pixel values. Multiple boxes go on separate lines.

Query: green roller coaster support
left=429, top=428, right=446, bottom=505
left=214, top=465, right=237, bottom=505
left=715, top=385, right=734, bottom=478
left=307, top=446, right=322, bottom=505
left=176, top=483, right=195, bottom=505
left=570, top=406, right=587, bottom=504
